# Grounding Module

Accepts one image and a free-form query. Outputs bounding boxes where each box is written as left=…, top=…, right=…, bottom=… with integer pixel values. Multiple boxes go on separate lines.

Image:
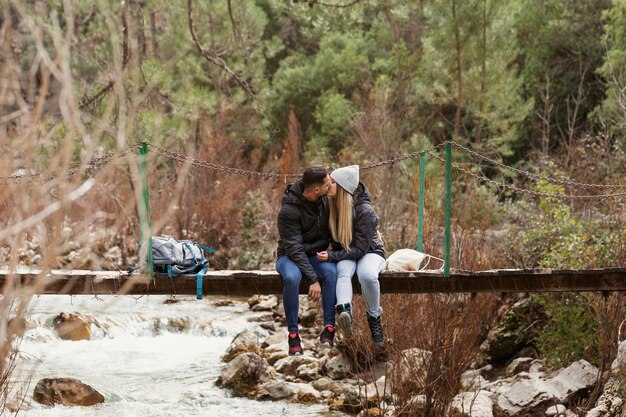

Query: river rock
left=545, top=404, right=567, bottom=416
left=450, top=390, right=494, bottom=417
left=322, top=353, right=352, bottom=380
left=360, top=375, right=392, bottom=403
left=311, top=376, right=358, bottom=397
left=390, top=347, right=431, bottom=391
left=248, top=295, right=279, bottom=312
left=262, top=331, right=289, bottom=359
left=32, top=378, right=104, bottom=406
left=274, top=355, right=320, bottom=376
left=357, top=407, right=386, bottom=417
left=52, top=313, right=91, bottom=341
left=255, top=380, right=294, bottom=400
left=584, top=340, right=626, bottom=417
left=7, top=317, right=27, bottom=340
left=480, top=298, right=546, bottom=362
left=221, top=328, right=267, bottom=362
left=217, top=352, right=270, bottom=397
left=256, top=380, right=321, bottom=402
left=487, top=359, right=598, bottom=415
left=334, top=390, right=368, bottom=414
left=102, top=246, right=122, bottom=267
left=214, top=299, right=235, bottom=307
left=505, top=357, right=537, bottom=376
left=460, top=369, right=488, bottom=391
left=296, top=361, right=321, bottom=381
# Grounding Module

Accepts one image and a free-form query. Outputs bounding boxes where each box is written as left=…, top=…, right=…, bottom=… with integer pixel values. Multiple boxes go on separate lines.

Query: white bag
left=385, top=248, right=444, bottom=272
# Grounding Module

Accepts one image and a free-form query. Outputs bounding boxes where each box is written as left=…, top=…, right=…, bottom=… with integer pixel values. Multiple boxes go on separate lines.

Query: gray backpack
left=141, top=236, right=216, bottom=299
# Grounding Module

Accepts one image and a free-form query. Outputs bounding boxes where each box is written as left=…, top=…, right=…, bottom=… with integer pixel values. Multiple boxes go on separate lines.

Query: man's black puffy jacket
left=276, top=181, right=331, bottom=284
left=327, top=182, right=385, bottom=262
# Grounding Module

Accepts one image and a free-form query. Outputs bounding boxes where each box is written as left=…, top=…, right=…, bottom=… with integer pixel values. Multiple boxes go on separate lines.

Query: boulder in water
left=33, top=377, right=104, bottom=406
left=217, top=352, right=271, bottom=397
left=52, top=313, right=91, bottom=341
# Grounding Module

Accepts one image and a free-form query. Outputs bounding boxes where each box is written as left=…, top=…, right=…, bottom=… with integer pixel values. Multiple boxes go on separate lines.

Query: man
left=276, top=165, right=338, bottom=356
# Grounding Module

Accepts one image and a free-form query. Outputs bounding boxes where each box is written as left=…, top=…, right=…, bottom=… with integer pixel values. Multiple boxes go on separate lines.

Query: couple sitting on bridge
left=276, top=165, right=386, bottom=356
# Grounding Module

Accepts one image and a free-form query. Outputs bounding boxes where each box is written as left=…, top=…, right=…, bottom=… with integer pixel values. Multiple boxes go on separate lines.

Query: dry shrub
left=341, top=293, right=500, bottom=417
left=578, top=293, right=626, bottom=412
left=134, top=104, right=286, bottom=269
left=0, top=1, right=153, bottom=410
left=0, top=301, right=28, bottom=415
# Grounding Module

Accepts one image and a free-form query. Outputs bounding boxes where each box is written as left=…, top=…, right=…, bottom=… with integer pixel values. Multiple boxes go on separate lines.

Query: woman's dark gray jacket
left=276, top=181, right=331, bottom=284
left=328, top=182, right=385, bottom=262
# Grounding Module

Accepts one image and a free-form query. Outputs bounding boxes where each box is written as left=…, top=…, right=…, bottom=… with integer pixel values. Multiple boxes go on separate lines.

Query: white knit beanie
left=331, top=165, right=359, bottom=195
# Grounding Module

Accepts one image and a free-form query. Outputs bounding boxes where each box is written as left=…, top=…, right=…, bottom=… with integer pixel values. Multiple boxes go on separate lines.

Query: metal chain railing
left=0, top=143, right=142, bottom=185
left=450, top=141, right=626, bottom=189
left=146, top=140, right=449, bottom=177
left=360, top=142, right=449, bottom=171
left=146, top=142, right=300, bottom=179
left=1, top=140, right=624, bottom=202
left=426, top=151, right=626, bottom=200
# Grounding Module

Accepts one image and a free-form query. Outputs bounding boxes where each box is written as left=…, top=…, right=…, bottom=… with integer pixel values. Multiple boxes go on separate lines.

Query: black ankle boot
left=366, top=313, right=385, bottom=345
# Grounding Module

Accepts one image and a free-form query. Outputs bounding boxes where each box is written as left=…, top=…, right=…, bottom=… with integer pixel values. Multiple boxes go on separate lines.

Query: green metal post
left=417, top=152, right=425, bottom=253
left=444, top=143, right=452, bottom=277
left=139, top=143, right=153, bottom=281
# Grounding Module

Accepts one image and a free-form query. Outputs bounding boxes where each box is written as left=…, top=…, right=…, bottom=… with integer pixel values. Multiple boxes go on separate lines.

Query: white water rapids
left=9, top=295, right=344, bottom=417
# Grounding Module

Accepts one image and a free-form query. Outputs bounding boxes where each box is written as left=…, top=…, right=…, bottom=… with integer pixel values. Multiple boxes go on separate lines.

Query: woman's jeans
left=276, top=255, right=337, bottom=333
left=336, top=253, right=386, bottom=317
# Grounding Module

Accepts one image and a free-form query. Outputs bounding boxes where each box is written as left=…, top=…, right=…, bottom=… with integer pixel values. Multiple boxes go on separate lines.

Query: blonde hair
left=329, top=185, right=353, bottom=250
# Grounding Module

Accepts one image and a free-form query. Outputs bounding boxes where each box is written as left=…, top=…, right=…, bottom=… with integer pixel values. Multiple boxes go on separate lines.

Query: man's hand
left=316, top=251, right=328, bottom=262
left=308, top=282, right=321, bottom=301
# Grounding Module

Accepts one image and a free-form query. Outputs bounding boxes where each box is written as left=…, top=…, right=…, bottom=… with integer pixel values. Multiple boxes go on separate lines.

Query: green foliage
left=507, top=178, right=625, bottom=269
left=533, top=293, right=599, bottom=369
left=417, top=0, right=531, bottom=155
left=514, top=0, right=611, bottom=152
left=305, top=89, right=355, bottom=163
left=266, top=32, right=374, bottom=151
left=233, top=190, right=269, bottom=269
left=595, top=0, right=626, bottom=138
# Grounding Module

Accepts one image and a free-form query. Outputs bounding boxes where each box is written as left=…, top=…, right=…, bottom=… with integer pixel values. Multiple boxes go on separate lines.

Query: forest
left=0, top=1, right=625, bottom=416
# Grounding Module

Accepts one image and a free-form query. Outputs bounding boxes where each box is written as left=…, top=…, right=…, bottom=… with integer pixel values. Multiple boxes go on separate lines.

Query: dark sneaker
left=319, top=325, right=336, bottom=348
left=367, top=313, right=385, bottom=345
left=288, top=332, right=303, bottom=356
left=336, top=303, right=353, bottom=333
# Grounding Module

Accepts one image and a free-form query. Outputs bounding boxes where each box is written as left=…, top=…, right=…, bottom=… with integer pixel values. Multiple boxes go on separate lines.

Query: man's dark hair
left=302, top=165, right=328, bottom=189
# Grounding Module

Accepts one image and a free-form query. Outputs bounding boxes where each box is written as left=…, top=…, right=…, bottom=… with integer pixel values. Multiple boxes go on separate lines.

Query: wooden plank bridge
left=1, top=268, right=625, bottom=296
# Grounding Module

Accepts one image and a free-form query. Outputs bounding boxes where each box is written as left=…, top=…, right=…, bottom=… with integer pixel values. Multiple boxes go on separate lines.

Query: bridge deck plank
left=1, top=268, right=625, bottom=296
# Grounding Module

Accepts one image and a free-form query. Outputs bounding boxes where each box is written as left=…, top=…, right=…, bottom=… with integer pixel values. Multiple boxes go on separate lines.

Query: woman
left=316, top=165, right=386, bottom=345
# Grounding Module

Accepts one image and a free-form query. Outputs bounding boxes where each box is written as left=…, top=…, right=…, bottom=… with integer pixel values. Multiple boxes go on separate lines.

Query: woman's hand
left=316, top=251, right=329, bottom=262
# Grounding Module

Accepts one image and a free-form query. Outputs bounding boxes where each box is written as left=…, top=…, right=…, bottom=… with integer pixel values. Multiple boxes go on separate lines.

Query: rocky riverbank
left=218, top=295, right=626, bottom=417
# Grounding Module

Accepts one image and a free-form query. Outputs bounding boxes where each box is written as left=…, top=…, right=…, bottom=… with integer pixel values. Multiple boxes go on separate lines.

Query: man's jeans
left=276, top=255, right=337, bottom=333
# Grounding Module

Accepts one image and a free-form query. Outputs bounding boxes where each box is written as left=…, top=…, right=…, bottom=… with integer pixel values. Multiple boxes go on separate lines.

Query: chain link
left=450, top=141, right=626, bottom=189
left=426, top=151, right=626, bottom=200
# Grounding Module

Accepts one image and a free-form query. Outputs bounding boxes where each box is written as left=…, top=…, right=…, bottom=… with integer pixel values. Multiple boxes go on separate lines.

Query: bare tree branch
left=227, top=0, right=240, bottom=39
left=0, top=179, right=95, bottom=240
left=307, top=0, right=365, bottom=8
left=79, top=81, right=115, bottom=109
left=187, top=0, right=256, bottom=98
left=122, top=0, right=130, bottom=67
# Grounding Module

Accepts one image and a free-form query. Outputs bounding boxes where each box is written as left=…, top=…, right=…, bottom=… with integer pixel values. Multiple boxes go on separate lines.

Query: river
left=10, top=295, right=345, bottom=417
